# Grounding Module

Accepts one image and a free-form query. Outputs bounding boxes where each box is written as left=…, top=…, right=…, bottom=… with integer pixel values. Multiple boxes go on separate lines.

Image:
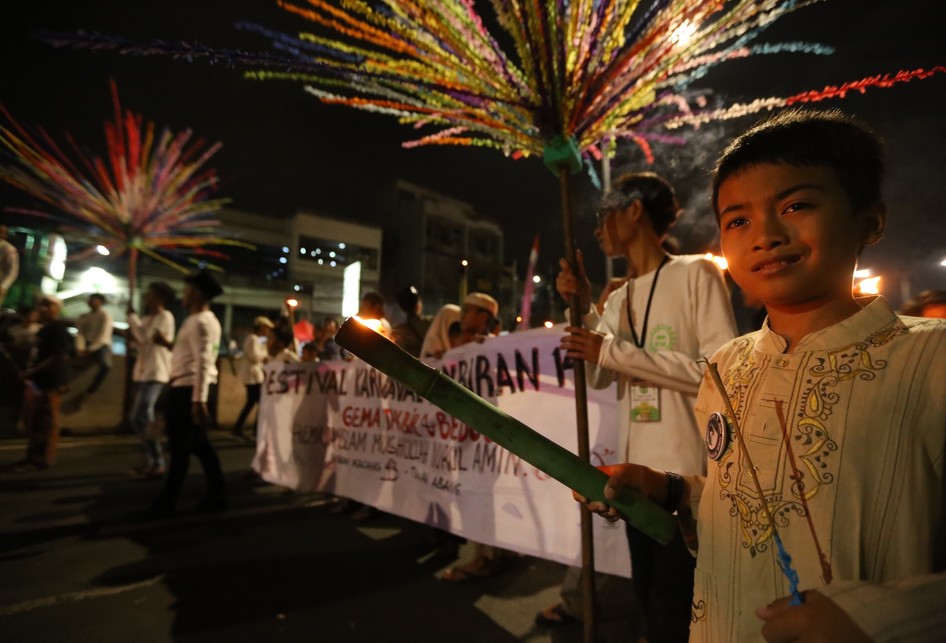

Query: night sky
left=2, top=0, right=944, bottom=298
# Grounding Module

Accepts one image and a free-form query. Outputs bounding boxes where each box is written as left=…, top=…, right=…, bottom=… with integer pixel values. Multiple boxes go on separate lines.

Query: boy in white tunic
left=581, top=110, right=946, bottom=642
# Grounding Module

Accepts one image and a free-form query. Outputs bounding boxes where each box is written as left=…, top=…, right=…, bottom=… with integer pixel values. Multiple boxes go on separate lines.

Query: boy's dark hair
left=301, top=341, right=318, bottom=353
left=396, top=286, right=420, bottom=316
left=601, top=172, right=681, bottom=237
left=89, top=293, right=106, bottom=304
left=360, top=292, right=385, bottom=316
left=712, top=108, right=884, bottom=216
left=148, top=282, right=175, bottom=307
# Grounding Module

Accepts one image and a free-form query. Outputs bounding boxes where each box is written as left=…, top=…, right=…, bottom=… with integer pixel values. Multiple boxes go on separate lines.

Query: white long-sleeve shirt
left=582, top=255, right=737, bottom=474
left=169, top=310, right=221, bottom=403
left=689, top=297, right=946, bottom=641
left=76, top=309, right=113, bottom=352
left=240, top=333, right=268, bottom=385
left=128, top=309, right=175, bottom=383
left=0, top=239, right=18, bottom=294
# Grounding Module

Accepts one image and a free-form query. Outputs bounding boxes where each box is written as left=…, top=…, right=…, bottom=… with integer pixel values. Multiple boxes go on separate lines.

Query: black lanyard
left=625, top=255, right=669, bottom=348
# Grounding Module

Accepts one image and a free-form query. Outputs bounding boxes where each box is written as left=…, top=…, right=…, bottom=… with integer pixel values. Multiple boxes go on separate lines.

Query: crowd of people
left=2, top=107, right=946, bottom=640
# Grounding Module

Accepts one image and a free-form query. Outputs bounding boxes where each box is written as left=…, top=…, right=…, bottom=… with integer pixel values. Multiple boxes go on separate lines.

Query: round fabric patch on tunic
left=705, top=412, right=731, bottom=461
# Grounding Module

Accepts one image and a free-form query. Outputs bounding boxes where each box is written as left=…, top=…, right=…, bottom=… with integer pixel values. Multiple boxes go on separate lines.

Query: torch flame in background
left=854, top=275, right=881, bottom=295
left=704, top=252, right=728, bottom=271
left=353, top=315, right=384, bottom=333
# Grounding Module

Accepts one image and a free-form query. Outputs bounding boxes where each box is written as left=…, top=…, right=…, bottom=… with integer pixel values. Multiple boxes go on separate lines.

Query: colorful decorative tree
left=0, top=81, right=248, bottom=301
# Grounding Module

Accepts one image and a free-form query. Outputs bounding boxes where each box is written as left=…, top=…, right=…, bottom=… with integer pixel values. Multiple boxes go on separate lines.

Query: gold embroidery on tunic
left=714, top=324, right=904, bottom=555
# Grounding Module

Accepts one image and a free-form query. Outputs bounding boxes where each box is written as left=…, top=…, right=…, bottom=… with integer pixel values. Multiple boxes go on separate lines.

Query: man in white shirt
left=265, top=326, right=301, bottom=364
left=555, top=172, right=737, bottom=641
left=232, top=315, right=273, bottom=439
left=149, top=270, right=225, bottom=518
left=76, top=293, right=113, bottom=399
left=0, top=223, right=19, bottom=304
left=126, top=282, right=176, bottom=477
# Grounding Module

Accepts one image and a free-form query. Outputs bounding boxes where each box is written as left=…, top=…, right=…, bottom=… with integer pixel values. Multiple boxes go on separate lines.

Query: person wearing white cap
left=459, top=292, right=500, bottom=338
left=441, top=291, right=518, bottom=581
left=232, top=315, right=273, bottom=439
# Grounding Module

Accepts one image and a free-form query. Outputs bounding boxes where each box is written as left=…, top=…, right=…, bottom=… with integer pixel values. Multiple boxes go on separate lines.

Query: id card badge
left=630, top=383, right=661, bottom=422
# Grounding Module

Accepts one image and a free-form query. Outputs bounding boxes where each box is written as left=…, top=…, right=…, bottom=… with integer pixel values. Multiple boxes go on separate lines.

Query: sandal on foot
left=535, top=604, right=579, bottom=627
left=440, top=557, right=501, bottom=582
left=440, top=566, right=486, bottom=582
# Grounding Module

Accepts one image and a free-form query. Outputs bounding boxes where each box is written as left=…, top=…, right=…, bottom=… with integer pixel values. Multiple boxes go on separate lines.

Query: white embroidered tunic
left=690, top=297, right=946, bottom=641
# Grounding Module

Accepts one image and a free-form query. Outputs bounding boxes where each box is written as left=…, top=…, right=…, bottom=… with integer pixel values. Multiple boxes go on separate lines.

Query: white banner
left=252, top=325, right=631, bottom=576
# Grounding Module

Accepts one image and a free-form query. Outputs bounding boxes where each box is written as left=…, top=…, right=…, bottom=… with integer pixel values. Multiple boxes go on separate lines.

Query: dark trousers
left=25, top=386, right=62, bottom=467
left=626, top=521, right=695, bottom=643
left=85, top=347, right=112, bottom=394
left=233, top=383, right=261, bottom=433
left=155, top=386, right=226, bottom=509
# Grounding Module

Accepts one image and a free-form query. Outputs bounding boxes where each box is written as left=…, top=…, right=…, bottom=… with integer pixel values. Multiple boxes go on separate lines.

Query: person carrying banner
left=392, top=285, right=432, bottom=357
left=439, top=291, right=519, bottom=581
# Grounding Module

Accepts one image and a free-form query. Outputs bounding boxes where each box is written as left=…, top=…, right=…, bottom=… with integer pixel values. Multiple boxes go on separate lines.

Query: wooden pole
left=559, top=167, right=596, bottom=643
left=602, top=136, right=614, bottom=284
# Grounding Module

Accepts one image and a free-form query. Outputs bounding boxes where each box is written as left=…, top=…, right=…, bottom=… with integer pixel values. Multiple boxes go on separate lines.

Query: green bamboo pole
left=335, top=318, right=676, bottom=544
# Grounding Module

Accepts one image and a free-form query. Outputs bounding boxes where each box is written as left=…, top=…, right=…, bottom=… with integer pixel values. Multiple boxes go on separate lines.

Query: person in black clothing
left=392, top=285, right=432, bottom=357
left=13, top=295, right=73, bottom=471
left=317, top=316, right=343, bottom=361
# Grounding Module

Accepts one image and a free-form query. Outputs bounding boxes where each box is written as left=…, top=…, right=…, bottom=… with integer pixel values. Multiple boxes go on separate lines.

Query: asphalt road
left=0, top=432, right=639, bottom=642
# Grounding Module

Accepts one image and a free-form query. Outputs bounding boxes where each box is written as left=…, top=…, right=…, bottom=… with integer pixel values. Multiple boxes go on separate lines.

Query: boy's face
left=143, top=288, right=158, bottom=311
left=37, top=300, right=60, bottom=322
left=182, top=283, right=203, bottom=308
left=717, top=163, right=885, bottom=311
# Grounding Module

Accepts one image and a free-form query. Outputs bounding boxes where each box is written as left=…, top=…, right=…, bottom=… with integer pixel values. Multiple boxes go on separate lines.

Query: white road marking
left=0, top=574, right=166, bottom=616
